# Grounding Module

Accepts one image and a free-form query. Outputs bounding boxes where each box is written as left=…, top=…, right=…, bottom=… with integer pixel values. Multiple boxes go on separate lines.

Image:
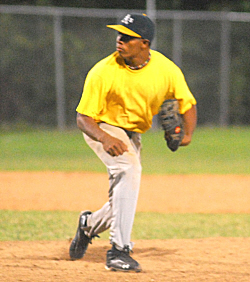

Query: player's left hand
left=180, top=134, right=192, bottom=146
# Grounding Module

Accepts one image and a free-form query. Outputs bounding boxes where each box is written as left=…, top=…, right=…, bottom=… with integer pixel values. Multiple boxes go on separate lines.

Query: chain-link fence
left=1, top=5, right=250, bottom=129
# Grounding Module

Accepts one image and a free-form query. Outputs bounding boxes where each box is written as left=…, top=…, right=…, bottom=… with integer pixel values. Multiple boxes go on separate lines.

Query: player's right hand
left=101, top=134, right=128, bottom=157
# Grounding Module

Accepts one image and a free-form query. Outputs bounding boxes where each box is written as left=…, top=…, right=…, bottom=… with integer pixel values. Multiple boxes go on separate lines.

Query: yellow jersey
left=76, top=50, right=196, bottom=133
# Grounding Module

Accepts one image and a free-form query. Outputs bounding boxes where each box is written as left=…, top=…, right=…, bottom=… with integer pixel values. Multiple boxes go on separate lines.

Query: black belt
left=123, top=129, right=135, bottom=139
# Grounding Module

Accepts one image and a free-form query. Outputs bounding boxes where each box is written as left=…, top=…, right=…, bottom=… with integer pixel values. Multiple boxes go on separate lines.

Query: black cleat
left=105, top=245, right=142, bottom=272
left=69, top=210, right=93, bottom=260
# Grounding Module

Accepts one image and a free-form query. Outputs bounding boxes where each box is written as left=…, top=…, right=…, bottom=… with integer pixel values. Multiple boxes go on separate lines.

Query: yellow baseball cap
left=107, top=13, right=155, bottom=42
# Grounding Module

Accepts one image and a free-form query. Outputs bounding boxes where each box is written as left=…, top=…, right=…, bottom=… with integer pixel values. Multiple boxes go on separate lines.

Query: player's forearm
left=76, top=113, right=128, bottom=156
left=76, top=113, right=108, bottom=143
left=181, top=105, right=197, bottom=145
left=183, top=105, right=197, bottom=136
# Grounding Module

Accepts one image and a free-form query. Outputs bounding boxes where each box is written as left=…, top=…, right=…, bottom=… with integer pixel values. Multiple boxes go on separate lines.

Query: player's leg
left=84, top=123, right=142, bottom=271
left=83, top=123, right=141, bottom=249
left=70, top=123, right=142, bottom=271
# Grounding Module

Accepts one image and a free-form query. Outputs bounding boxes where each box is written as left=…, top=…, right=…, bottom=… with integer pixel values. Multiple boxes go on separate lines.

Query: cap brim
left=106, top=25, right=141, bottom=38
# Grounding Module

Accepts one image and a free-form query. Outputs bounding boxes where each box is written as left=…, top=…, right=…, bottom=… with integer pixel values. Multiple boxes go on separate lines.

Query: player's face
left=116, top=32, right=145, bottom=61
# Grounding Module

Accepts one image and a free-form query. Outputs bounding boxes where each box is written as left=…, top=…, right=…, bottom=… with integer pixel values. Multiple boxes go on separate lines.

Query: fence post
left=172, top=13, right=183, bottom=68
left=53, top=13, right=66, bottom=130
left=219, top=16, right=231, bottom=127
left=146, top=0, right=159, bottom=129
left=146, top=0, right=157, bottom=50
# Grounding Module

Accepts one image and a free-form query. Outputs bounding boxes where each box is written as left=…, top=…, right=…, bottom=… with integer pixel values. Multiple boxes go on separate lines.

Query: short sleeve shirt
left=76, top=50, right=196, bottom=133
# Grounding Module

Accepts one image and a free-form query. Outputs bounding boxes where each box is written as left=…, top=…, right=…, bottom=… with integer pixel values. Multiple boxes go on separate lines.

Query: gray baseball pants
left=83, top=123, right=142, bottom=251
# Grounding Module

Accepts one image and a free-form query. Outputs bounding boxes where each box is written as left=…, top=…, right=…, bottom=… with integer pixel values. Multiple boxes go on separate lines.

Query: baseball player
left=69, top=13, right=197, bottom=272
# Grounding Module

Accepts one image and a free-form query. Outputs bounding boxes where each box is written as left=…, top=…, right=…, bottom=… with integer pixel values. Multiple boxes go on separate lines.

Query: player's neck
left=125, top=52, right=151, bottom=70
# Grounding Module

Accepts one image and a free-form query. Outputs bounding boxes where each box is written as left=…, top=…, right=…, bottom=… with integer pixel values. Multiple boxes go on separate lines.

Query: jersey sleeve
left=172, top=67, right=197, bottom=114
left=76, top=70, right=107, bottom=120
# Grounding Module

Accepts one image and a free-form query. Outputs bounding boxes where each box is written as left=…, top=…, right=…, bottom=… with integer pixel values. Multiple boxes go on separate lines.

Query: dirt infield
left=1, top=172, right=250, bottom=281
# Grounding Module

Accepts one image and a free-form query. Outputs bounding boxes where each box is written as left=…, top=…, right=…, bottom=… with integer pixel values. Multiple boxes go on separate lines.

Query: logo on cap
left=121, top=14, right=134, bottom=25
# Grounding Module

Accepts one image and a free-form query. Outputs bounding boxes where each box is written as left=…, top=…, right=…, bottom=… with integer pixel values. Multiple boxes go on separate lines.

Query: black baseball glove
left=159, top=99, right=184, bottom=152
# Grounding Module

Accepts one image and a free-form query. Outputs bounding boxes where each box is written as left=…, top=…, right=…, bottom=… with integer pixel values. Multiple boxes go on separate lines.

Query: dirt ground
left=1, top=172, right=250, bottom=282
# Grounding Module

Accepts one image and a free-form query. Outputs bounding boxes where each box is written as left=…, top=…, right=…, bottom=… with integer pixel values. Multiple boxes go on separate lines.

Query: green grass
left=134, top=213, right=250, bottom=239
left=1, top=211, right=250, bottom=241
left=0, top=130, right=106, bottom=172
left=1, top=126, right=250, bottom=174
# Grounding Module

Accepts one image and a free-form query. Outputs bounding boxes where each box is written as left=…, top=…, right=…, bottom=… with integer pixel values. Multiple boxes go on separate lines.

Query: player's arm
left=181, top=104, right=197, bottom=146
left=76, top=113, right=128, bottom=156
